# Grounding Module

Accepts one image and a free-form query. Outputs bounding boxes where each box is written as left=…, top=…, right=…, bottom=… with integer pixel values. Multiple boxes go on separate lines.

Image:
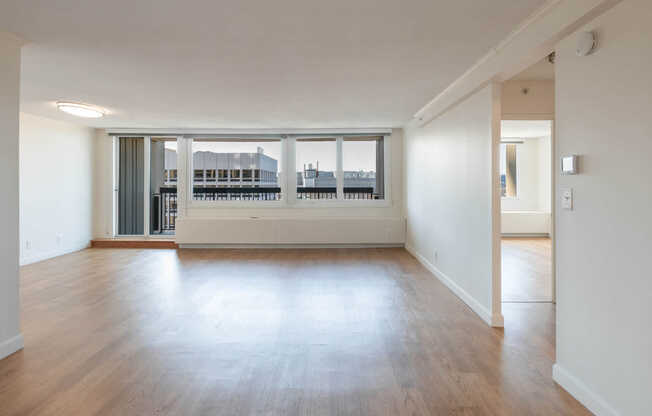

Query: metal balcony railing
left=151, top=186, right=376, bottom=231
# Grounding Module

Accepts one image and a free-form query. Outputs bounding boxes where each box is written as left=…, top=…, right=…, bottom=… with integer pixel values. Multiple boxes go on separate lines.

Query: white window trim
left=185, top=134, right=392, bottom=209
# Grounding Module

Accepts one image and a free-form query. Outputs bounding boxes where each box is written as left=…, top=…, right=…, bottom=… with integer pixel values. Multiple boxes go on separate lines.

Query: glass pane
left=191, top=139, right=281, bottom=201
left=150, top=138, right=176, bottom=235
left=343, top=137, right=383, bottom=200
left=295, top=138, right=337, bottom=200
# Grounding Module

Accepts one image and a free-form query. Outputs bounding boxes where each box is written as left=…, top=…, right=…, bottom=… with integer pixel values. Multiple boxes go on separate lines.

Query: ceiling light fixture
left=56, top=101, right=105, bottom=118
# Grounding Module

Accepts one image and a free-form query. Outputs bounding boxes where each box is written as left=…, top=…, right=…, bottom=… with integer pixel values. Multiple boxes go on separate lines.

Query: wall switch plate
left=25, top=240, right=31, bottom=250
left=561, top=188, right=573, bottom=210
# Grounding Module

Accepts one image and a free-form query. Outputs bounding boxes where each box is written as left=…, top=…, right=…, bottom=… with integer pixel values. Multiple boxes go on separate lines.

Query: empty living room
left=1, top=1, right=650, bottom=415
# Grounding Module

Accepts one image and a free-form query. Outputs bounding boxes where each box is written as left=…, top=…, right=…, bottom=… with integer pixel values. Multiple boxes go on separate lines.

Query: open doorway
left=500, top=55, right=555, bottom=304
left=500, top=120, right=553, bottom=302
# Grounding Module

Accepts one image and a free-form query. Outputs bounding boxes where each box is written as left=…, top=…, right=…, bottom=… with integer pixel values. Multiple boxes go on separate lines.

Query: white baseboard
left=405, top=244, right=503, bottom=327
left=20, top=241, right=90, bottom=266
left=553, top=363, right=619, bottom=416
left=0, top=334, right=24, bottom=360
left=179, top=243, right=404, bottom=249
left=501, top=233, right=550, bottom=238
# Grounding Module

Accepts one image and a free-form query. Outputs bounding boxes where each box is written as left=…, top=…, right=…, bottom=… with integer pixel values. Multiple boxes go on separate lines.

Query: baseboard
left=0, top=334, right=24, bottom=360
left=501, top=233, right=550, bottom=238
left=405, top=244, right=503, bottom=327
left=179, top=243, right=404, bottom=249
left=20, top=242, right=90, bottom=266
left=91, top=239, right=178, bottom=249
left=553, top=363, right=619, bottom=416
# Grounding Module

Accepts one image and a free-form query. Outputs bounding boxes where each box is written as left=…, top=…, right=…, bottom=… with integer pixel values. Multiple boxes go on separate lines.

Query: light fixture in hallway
left=56, top=101, right=105, bottom=118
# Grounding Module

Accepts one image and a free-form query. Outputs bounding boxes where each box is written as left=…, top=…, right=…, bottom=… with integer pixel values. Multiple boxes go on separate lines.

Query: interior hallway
left=502, top=238, right=552, bottom=302
left=0, top=248, right=587, bottom=415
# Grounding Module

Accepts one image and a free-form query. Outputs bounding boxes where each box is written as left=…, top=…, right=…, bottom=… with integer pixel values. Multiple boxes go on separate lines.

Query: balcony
left=151, top=186, right=376, bottom=232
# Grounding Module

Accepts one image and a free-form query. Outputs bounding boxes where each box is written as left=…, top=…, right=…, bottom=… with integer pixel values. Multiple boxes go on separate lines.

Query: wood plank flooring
left=502, top=238, right=553, bottom=302
left=0, top=248, right=588, bottom=415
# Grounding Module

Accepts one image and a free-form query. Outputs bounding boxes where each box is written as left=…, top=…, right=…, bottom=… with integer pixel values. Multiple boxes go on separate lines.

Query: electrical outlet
left=433, top=249, right=438, bottom=263
left=56, top=233, right=63, bottom=246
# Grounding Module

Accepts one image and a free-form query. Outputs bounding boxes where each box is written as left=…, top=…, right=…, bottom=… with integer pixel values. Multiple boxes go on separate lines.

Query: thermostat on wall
left=561, top=155, right=579, bottom=175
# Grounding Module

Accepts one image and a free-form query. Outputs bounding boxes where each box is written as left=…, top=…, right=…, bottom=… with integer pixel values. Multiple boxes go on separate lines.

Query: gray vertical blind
left=118, top=137, right=144, bottom=235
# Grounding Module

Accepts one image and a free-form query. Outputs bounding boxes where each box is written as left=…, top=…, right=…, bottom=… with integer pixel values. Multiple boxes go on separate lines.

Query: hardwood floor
left=0, top=248, right=588, bottom=415
left=502, top=238, right=553, bottom=302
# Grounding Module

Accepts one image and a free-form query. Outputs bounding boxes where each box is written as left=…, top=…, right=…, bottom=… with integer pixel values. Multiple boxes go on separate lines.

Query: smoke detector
left=576, top=32, right=596, bottom=56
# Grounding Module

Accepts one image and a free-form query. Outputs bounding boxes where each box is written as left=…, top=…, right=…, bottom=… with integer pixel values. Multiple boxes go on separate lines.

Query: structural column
left=0, top=32, right=24, bottom=360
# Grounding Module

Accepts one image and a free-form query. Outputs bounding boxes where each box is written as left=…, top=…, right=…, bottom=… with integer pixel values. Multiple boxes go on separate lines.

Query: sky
left=168, top=139, right=378, bottom=173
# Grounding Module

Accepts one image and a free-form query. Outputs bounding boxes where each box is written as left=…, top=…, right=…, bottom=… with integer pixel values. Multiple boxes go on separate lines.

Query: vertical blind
left=118, top=137, right=144, bottom=235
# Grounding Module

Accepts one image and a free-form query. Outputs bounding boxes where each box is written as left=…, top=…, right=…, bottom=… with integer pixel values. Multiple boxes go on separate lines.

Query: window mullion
left=286, top=137, right=296, bottom=204
left=336, top=136, right=343, bottom=200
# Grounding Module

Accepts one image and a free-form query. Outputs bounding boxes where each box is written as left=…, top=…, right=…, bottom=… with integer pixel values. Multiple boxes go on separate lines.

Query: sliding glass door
left=116, top=136, right=177, bottom=236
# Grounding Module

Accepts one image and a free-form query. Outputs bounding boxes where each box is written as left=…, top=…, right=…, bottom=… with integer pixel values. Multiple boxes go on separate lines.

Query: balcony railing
left=151, top=187, right=177, bottom=234
left=194, top=187, right=282, bottom=201
left=152, top=186, right=376, bottom=231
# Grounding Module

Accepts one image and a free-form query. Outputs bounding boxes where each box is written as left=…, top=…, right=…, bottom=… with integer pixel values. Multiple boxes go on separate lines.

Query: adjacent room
left=500, top=57, right=555, bottom=303
left=1, top=1, right=650, bottom=415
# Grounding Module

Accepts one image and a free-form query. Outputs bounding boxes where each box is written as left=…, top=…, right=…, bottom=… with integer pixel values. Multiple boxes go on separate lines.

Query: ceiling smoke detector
left=576, top=32, right=596, bottom=56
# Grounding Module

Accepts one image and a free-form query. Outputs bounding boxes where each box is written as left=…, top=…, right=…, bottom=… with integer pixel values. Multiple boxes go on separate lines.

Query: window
left=190, top=139, right=281, bottom=201
left=343, top=137, right=384, bottom=200
left=500, top=143, right=518, bottom=198
left=295, top=138, right=337, bottom=200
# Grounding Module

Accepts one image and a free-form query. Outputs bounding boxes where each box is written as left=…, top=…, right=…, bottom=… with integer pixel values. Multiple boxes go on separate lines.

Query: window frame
left=185, top=134, right=391, bottom=209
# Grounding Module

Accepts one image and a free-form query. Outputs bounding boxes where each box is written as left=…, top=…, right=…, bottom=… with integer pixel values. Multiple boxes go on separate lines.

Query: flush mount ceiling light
left=56, top=101, right=105, bottom=118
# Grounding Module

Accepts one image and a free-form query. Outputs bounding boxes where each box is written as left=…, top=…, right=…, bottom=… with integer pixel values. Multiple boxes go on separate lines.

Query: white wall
left=553, top=1, right=652, bottom=415
left=19, top=113, right=95, bottom=264
left=404, top=83, right=502, bottom=326
left=0, top=34, right=23, bottom=360
left=93, top=130, right=114, bottom=238
left=502, top=80, right=555, bottom=120
left=501, top=135, right=552, bottom=235
left=501, top=136, right=550, bottom=211
left=537, top=135, right=551, bottom=212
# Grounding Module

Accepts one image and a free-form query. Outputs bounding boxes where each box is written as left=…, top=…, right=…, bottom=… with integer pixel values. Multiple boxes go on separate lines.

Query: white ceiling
left=510, top=56, right=555, bottom=81
left=501, top=120, right=552, bottom=138
left=1, top=0, right=546, bottom=128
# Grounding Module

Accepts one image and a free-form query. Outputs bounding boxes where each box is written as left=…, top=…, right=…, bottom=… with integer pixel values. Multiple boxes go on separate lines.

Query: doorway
left=500, top=120, right=553, bottom=302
